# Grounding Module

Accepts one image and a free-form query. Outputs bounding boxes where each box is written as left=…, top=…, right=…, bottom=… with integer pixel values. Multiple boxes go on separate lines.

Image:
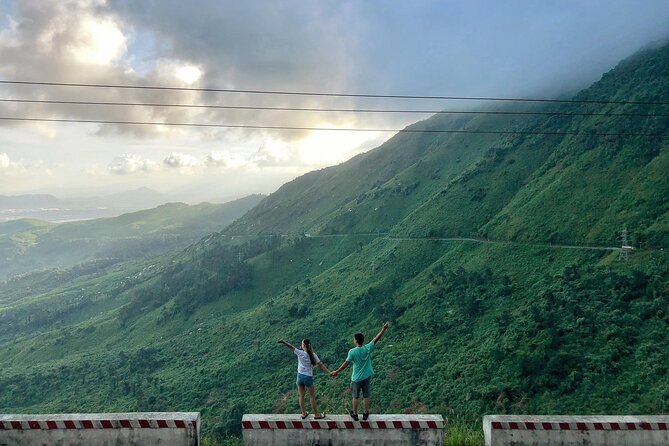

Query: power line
left=1, top=116, right=667, bottom=138
left=2, top=79, right=668, bottom=106
left=1, top=97, right=669, bottom=118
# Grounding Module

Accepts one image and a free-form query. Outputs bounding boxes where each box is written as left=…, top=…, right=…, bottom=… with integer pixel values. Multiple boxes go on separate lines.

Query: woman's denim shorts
left=296, top=373, right=314, bottom=388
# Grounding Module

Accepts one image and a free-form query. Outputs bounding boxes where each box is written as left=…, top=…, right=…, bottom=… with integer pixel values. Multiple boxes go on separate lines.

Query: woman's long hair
left=303, top=339, right=317, bottom=366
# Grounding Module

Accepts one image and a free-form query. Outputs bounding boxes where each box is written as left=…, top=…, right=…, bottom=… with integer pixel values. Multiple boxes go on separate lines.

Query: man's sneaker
left=363, top=412, right=370, bottom=421
left=350, top=412, right=359, bottom=421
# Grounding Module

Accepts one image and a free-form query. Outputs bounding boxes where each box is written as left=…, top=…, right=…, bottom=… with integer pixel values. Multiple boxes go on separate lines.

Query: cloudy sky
left=1, top=0, right=668, bottom=202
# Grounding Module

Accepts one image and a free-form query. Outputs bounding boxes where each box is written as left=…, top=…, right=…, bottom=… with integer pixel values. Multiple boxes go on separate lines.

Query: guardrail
left=242, top=414, right=444, bottom=445
left=484, top=415, right=669, bottom=446
left=0, top=412, right=200, bottom=446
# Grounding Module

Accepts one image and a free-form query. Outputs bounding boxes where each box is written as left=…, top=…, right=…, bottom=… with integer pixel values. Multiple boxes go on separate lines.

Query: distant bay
left=0, top=207, right=140, bottom=223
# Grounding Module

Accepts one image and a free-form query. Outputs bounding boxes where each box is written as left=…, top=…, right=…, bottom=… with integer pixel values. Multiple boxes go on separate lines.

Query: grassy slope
left=226, top=115, right=488, bottom=235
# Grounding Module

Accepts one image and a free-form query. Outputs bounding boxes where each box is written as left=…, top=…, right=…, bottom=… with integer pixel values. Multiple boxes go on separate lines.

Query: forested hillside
left=0, top=41, right=667, bottom=444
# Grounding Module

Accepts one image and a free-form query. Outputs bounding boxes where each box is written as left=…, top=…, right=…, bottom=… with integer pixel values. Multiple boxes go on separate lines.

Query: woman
left=277, top=338, right=329, bottom=419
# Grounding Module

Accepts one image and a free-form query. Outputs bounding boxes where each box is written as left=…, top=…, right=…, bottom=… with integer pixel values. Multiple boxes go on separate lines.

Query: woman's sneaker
left=363, top=413, right=370, bottom=421
left=350, top=412, right=359, bottom=421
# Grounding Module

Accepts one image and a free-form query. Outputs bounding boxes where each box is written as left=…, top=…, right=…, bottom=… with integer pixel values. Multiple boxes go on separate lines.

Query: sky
left=1, top=0, right=668, bottom=203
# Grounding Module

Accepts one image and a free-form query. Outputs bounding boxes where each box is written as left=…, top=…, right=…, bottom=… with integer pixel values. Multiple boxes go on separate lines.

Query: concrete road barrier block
left=242, top=414, right=444, bottom=445
left=0, top=412, right=200, bottom=446
left=484, top=415, right=669, bottom=446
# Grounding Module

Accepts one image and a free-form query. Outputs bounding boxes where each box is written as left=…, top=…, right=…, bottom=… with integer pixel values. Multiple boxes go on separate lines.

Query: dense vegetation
left=0, top=41, right=668, bottom=444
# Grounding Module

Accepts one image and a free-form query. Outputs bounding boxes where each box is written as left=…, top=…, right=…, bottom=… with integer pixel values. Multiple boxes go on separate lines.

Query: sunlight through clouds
left=175, top=65, right=202, bottom=84
left=297, top=129, right=384, bottom=167
left=68, top=16, right=127, bottom=65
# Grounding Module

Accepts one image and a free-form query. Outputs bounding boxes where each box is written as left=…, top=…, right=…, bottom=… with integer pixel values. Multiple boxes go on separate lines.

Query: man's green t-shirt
left=346, top=342, right=375, bottom=382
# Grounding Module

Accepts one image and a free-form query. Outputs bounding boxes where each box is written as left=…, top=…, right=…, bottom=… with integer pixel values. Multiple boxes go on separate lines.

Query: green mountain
left=0, top=195, right=264, bottom=280
left=0, top=41, right=667, bottom=444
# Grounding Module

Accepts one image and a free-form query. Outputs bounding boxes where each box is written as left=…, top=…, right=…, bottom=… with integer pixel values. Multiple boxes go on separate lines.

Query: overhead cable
left=1, top=116, right=667, bottom=138
left=1, top=98, right=668, bottom=117
left=1, top=79, right=668, bottom=105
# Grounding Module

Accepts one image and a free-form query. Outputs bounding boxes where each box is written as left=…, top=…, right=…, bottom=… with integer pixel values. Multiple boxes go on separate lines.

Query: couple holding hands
left=277, top=322, right=390, bottom=421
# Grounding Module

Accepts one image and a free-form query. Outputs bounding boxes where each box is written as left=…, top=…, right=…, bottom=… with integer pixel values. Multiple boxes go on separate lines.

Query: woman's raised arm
left=277, top=339, right=296, bottom=350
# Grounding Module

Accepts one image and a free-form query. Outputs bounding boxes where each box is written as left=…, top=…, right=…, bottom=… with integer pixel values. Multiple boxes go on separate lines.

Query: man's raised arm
left=372, top=322, right=390, bottom=344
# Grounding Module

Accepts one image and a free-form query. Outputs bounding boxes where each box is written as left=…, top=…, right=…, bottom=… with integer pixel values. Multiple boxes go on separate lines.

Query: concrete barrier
left=0, top=412, right=200, bottom=446
left=484, top=415, right=669, bottom=446
left=242, top=414, right=444, bottom=445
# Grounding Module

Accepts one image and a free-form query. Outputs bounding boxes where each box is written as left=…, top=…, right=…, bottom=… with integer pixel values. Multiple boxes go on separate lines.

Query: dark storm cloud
left=109, top=0, right=358, bottom=91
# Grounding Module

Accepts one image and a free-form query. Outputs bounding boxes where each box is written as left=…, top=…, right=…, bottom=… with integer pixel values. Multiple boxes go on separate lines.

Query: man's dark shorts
left=351, top=376, right=371, bottom=398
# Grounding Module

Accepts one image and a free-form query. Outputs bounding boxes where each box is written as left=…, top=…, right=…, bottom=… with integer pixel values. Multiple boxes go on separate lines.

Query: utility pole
left=620, top=226, right=633, bottom=261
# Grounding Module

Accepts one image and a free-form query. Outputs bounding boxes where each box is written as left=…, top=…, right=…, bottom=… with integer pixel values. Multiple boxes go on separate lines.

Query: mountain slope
left=0, top=41, right=668, bottom=444
left=230, top=42, right=668, bottom=247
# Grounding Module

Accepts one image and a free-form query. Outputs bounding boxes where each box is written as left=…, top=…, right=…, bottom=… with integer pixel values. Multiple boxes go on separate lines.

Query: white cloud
left=0, top=14, right=19, bottom=47
left=248, top=143, right=295, bottom=167
left=205, top=151, right=227, bottom=167
left=32, top=3, right=127, bottom=65
left=163, top=151, right=201, bottom=169
left=206, top=150, right=250, bottom=169
left=108, top=154, right=157, bottom=174
left=0, top=152, right=34, bottom=173
left=0, top=154, right=73, bottom=194
left=0, top=152, right=16, bottom=169
left=0, top=1, right=207, bottom=139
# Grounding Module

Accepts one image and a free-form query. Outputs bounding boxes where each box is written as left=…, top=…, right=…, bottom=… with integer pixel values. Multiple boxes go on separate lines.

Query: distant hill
left=0, top=194, right=63, bottom=209
left=0, top=194, right=264, bottom=279
left=72, top=187, right=168, bottom=210
left=0, top=188, right=170, bottom=223
left=0, top=41, right=667, bottom=444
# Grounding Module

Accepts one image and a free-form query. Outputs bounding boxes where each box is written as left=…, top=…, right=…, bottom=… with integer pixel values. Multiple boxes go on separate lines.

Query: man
left=330, top=322, right=390, bottom=421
